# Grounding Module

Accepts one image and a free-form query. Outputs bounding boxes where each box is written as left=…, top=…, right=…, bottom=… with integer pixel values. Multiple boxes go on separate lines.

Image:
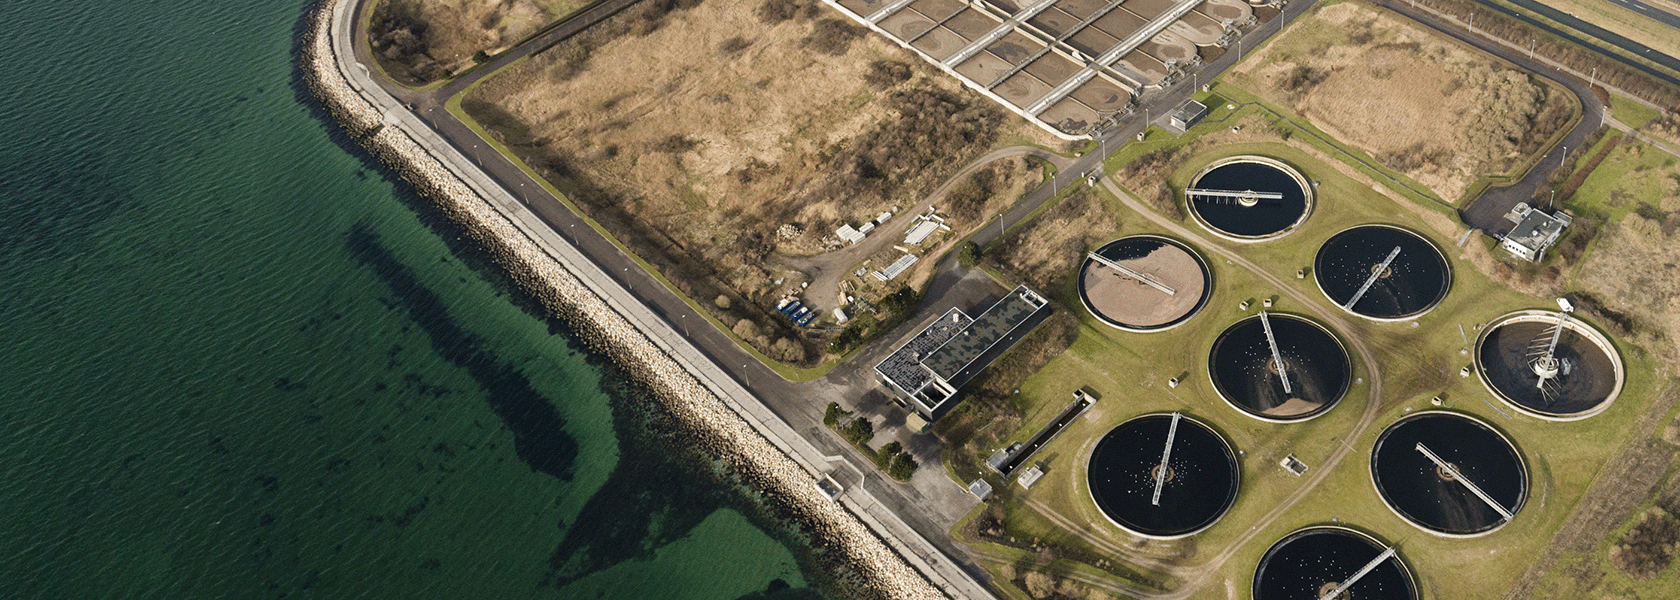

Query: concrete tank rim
left=1312, top=223, right=1453, bottom=322
left=1185, top=155, right=1315, bottom=243
left=1472, top=309, right=1625, bottom=422
left=1368, top=410, right=1530, bottom=538
left=1077, top=234, right=1215, bottom=333
left=1085, top=412, right=1241, bottom=540
left=1206, top=312, right=1352, bottom=423
left=1254, top=525, right=1419, bottom=600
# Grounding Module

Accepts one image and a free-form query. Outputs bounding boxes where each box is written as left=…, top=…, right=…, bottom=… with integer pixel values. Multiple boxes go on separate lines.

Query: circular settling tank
left=1208, top=313, right=1350, bottom=422
left=1087, top=413, right=1239, bottom=538
left=1314, top=225, right=1451, bottom=320
left=1371, top=411, right=1528, bottom=536
left=1254, top=527, right=1417, bottom=600
left=1475, top=310, right=1624, bottom=420
left=1078, top=235, right=1213, bottom=332
left=1186, top=156, right=1313, bottom=241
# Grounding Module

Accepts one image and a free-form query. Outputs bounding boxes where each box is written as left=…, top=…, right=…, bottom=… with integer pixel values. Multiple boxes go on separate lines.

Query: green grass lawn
left=1611, top=94, right=1662, bottom=131
left=957, top=112, right=1663, bottom=599
left=1564, top=138, right=1680, bottom=223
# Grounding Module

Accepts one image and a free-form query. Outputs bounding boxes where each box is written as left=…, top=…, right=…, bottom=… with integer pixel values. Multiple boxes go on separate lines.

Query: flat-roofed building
left=874, top=285, right=1051, bottom=419
left=1499, top=202, right=1572, bottom=262
left=1169, top=98, right=1207, bottom=131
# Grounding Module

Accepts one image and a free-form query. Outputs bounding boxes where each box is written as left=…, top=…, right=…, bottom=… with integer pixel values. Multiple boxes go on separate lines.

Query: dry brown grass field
left=463, top=0, right=1055, bottom=364
left=1226, top=2, right=1573, bottom=202
left=369, top=0, right=587, bottom=84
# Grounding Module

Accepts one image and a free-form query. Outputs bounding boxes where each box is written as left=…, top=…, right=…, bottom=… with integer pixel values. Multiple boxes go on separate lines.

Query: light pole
left=1528, top=39, right=1536, bottom=60
left=1561, top=146, right=1568, bottom=168
left=682, top=313, right=688, bottom=336
left=1588, top=67, right=1597, bottom=90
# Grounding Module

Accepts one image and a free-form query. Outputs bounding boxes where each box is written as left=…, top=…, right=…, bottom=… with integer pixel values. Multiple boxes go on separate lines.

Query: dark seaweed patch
left=346, top=223, right=577, bottom=481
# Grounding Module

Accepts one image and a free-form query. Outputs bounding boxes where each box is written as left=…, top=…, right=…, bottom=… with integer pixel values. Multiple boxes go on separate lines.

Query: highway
left=1477, top=0, right=1680, bottom=86
left=1606, top=0, right=1680, bottom=31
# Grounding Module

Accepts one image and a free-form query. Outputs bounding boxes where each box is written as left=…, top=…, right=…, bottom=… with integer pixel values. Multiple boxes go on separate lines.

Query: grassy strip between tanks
left=1610, top=93, right=1662, bottom=130
left=444, top=88, right=838, bottom=381
left=1528, top=387, right=1680, bottom=597
left=948, top=124, right=1663, bottom=597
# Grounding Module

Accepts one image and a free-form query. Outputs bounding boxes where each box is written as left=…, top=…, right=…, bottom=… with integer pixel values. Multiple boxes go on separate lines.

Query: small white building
left=1499, top=203, right=1572, bottom=262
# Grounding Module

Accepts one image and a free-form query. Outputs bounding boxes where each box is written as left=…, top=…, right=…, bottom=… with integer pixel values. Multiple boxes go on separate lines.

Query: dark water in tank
left=1208, top=315, right=1350, bottom=420
left=1371, top=413, right=1526, bottom=535
left=1254, top=529, right=1415, bottom=600
left=1088, top=415, right=1238, bottom=537
left=1315, top=226, right=1450, bottom=319
left=1188, top=161, right=1308, bottom=237
left=1479, top=319, right=1618, bottom=416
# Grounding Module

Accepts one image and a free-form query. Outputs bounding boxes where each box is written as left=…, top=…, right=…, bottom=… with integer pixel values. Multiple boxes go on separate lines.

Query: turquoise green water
left=0, top=1, right=826, bottom=598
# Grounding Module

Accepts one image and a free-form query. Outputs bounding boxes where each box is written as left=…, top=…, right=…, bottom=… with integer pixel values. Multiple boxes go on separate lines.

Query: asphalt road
left=1607, top=0, right=1680, bottom=30
left=1475, top=0, right=1680, bottom=86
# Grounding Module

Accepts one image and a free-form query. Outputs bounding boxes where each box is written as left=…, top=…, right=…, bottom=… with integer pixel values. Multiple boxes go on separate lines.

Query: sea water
left=0, top=1, right=826, bottom=598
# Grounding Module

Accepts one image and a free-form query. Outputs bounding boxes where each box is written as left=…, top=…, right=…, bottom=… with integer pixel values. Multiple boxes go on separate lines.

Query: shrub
left=887, top=451, right=918, bottom=480
left=802, top=18, right=863, bottom=56
left=844, top=417, right=874, bottom=445
left=878, top=285, right=920, bottom=314
left=717, top=36, right=751, bottom=55
left=823, top=402, right=849, bottom=427
left=652, top=134, right=699, bottom=154
left=1024, top=571, right=1056, bottom=599
left=958, top=242, right=982, bottom=268
left=864, top=60, right=913, bottom=90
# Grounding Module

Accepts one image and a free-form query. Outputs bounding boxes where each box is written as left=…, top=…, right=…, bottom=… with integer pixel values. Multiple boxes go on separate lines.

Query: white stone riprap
left=301, top=5, right=947, bottom=599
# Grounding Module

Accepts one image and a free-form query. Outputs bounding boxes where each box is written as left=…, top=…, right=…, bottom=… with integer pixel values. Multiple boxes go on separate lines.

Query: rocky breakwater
left=300, top=3, right=949, bottom=600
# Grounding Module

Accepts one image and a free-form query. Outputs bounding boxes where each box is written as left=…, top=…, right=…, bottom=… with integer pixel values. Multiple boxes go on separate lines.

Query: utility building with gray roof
left=875, top=285, right=1050, bottom=419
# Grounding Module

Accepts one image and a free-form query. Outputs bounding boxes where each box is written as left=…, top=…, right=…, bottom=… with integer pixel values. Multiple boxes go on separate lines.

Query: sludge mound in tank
left=1208, top=312, right=1351, bottom=422
left=1371, top=411, right=1528, bottom=537
left=1078, top=235, right=1212, bottom=332
left=1086, top=413, right=1239, bottom=538
left=1475, top=309, right=1624, bottom=421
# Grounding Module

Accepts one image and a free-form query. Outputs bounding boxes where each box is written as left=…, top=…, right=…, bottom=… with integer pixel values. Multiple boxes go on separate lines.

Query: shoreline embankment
left=299, top=1, right=961, bottom=599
